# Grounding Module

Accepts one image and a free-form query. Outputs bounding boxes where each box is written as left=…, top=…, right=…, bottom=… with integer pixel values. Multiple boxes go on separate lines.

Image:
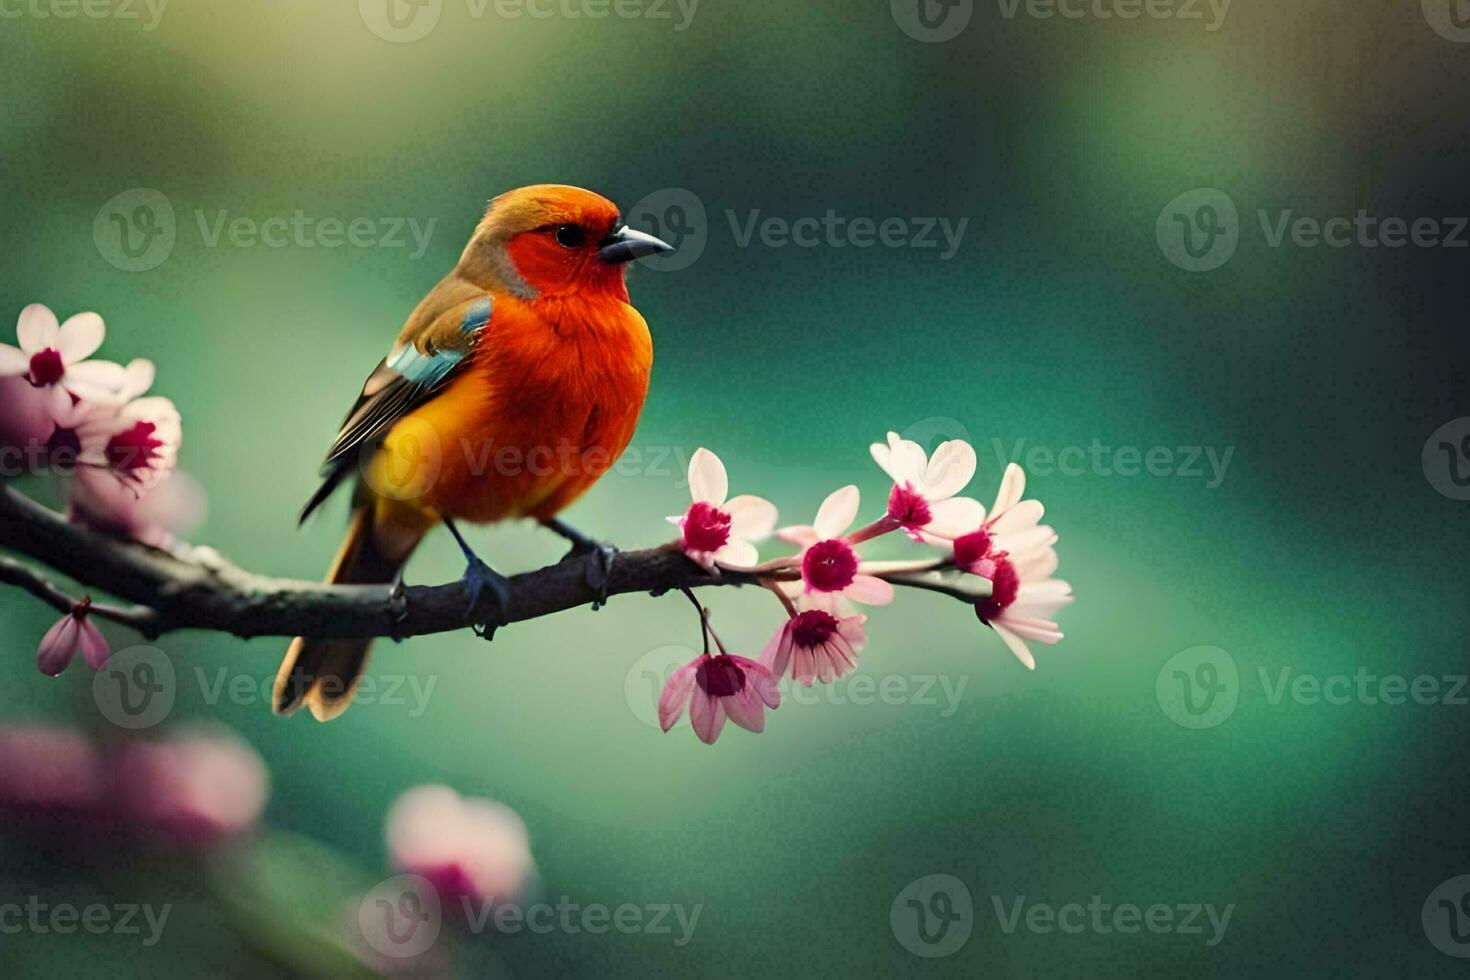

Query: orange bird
left=275, top=185, right=673, bottom=721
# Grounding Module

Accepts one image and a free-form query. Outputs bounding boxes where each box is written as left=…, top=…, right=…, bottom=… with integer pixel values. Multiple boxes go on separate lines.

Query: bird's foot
left=542, top=519, right=618, bottom=610
left=462, top=556, right=512, bottom=640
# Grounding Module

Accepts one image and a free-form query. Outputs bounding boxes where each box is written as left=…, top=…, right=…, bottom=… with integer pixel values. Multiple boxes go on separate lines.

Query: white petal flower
left=672, top=448, right=777, bottom=571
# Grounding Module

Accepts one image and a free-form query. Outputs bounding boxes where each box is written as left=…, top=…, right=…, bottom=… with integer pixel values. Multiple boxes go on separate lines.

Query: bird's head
left=459, top=184, right=673, bottom=302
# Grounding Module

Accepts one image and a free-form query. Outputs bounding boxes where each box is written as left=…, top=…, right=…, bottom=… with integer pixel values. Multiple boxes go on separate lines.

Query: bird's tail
left=274, top=496, right=431, bottom=721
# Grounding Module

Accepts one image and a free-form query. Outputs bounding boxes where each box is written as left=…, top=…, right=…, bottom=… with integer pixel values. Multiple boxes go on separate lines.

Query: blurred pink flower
left=36, top=599, right=110, bottom=676
left=668, top=448, right=777, bottom=571
left=0, top=304, right=127, bottom=422
left=761, top=609, right=867, bottom=686
left=659, top=652, right=780, bottom=744
left=777, top=486, right=895, bottom=607
left=387, top=785, right=536, bottom=903
left=0, top=375, right=55, bottom=455
left=0, top=724, right=104, bottom=814
left=69, top=468, right=207, bottom=549
left=108, top=728, right=269, bottom=844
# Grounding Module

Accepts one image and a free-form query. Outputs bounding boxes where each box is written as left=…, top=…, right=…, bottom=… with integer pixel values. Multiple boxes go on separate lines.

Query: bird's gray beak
left=599, top=225, right=675, bottom=264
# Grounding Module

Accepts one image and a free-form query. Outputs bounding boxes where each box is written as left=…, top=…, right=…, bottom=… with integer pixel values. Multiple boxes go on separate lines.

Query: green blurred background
left=3, top=0, right=1469, bottom=975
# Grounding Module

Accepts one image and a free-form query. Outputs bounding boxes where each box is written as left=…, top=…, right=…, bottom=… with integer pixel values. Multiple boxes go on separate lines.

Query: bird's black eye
left=554, top=224, right=586, bottom=248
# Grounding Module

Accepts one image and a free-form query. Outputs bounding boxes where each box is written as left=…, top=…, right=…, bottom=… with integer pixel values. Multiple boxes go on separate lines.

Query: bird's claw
left=560, top=539, right=617, bottom=610
left=462, top=556, right=511, bottom=641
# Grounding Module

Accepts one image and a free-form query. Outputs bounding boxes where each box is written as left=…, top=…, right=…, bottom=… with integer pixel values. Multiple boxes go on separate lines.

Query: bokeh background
left=2, top=0, right=1469, bottom=975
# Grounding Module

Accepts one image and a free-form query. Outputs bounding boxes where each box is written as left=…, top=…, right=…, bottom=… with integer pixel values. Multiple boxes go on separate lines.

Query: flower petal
left=921, top=439, right=977, bottom=499
left=990, top=622, right=1036, bottom=670
left=814, top=485, right=860, bottom=539
left=879, top=433, right=927, bottom=485
left=78, top=618, right=111, bottom=671
left=730, top=656, right=781, bottom=708
left=657, top=661, right=699, bottom=732
left=999, top=614, right=1063, bottom=645
left=64, top=358, right=129, bottom=398
left=43, top=383, right=73, bottom=424
left=687, top=448, right=728, bottom=507
left=923, top=496, right=987, bottom=538
left=990, top=463, right=1026, bottom=521
left=37, top=616, right=79, bottom=676
left=724, top=495, right=777, bottom=541
left=776, top=525, right=820, bottom=547
left=689, top=689, right=727, bottom=744
left=0, top=343, right=28, bottom=376
left=16, top=304, right=58, bottom=353
left=760, top=621, right=795, bottom=678
left=723, top=686, right=766, bottom=733
left=712, top=539, right=758, bottom=571
left=991, top=498, right=1043, bottom=534
left=844, top=574, right=895, bottom=606
left=56, top=312, right=105, bottom=364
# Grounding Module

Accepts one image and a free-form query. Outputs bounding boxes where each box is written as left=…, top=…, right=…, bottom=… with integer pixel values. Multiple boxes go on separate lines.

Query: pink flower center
left=802, top=539, right=858, bottom=593
left=417, top=862, right=479, bottom=902
left=28, top=348, right=65, bottom=386
left=975, top=557, right=1020, bottom=623
left=105, top=421, right=164, bottom=475
left=696, top=655, right=746, bottom=698
left=886, top=482, right=932, bottom=529
left=682, top=501, right=732, bottom=554
left=790, top=609, right=838, bottom=648
left=952, top=529, right=993, bottom=571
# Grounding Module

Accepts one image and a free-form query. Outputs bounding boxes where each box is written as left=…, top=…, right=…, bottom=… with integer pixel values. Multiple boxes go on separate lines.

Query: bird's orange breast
left=378, top=292, right=652, bottom=524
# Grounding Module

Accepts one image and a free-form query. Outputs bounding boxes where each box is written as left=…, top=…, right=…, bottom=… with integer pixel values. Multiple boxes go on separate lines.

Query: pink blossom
left=0, top=375, right=55, bottom=454
left=761, top=609, right=867, bottom=685
left=949, top=464, right=1072, bottom=669
left=387, top=785, right=536, bottom=903
left=36, top=599, right=110, bottom=676
left=668, top=448, right=777, bottom=570
left=659, top=652, right=780, bottom=744
left=0, top=304, right=127, bottom=423
left=869, top=431, right=984, bottom=541
left=69, top=468, right=206, bottom=549
left=776, top=486, right=895, bottom=607
left=0, top=724, right=104, bottom=813
left=71, top=394, right=181, bottom=492
left=108, top=727, right=269, bottom=844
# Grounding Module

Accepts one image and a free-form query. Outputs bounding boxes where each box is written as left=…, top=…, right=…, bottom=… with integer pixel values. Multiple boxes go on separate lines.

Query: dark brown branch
left=0, top=484, right=983, bottom=642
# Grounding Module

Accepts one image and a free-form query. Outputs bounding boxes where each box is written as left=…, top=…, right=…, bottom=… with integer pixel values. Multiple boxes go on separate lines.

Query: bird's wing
left=299, top=293, right=494, bottom=523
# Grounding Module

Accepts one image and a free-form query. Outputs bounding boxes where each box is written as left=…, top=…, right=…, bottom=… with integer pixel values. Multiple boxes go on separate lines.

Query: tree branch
left=0, top=485, right=984, bottom=643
